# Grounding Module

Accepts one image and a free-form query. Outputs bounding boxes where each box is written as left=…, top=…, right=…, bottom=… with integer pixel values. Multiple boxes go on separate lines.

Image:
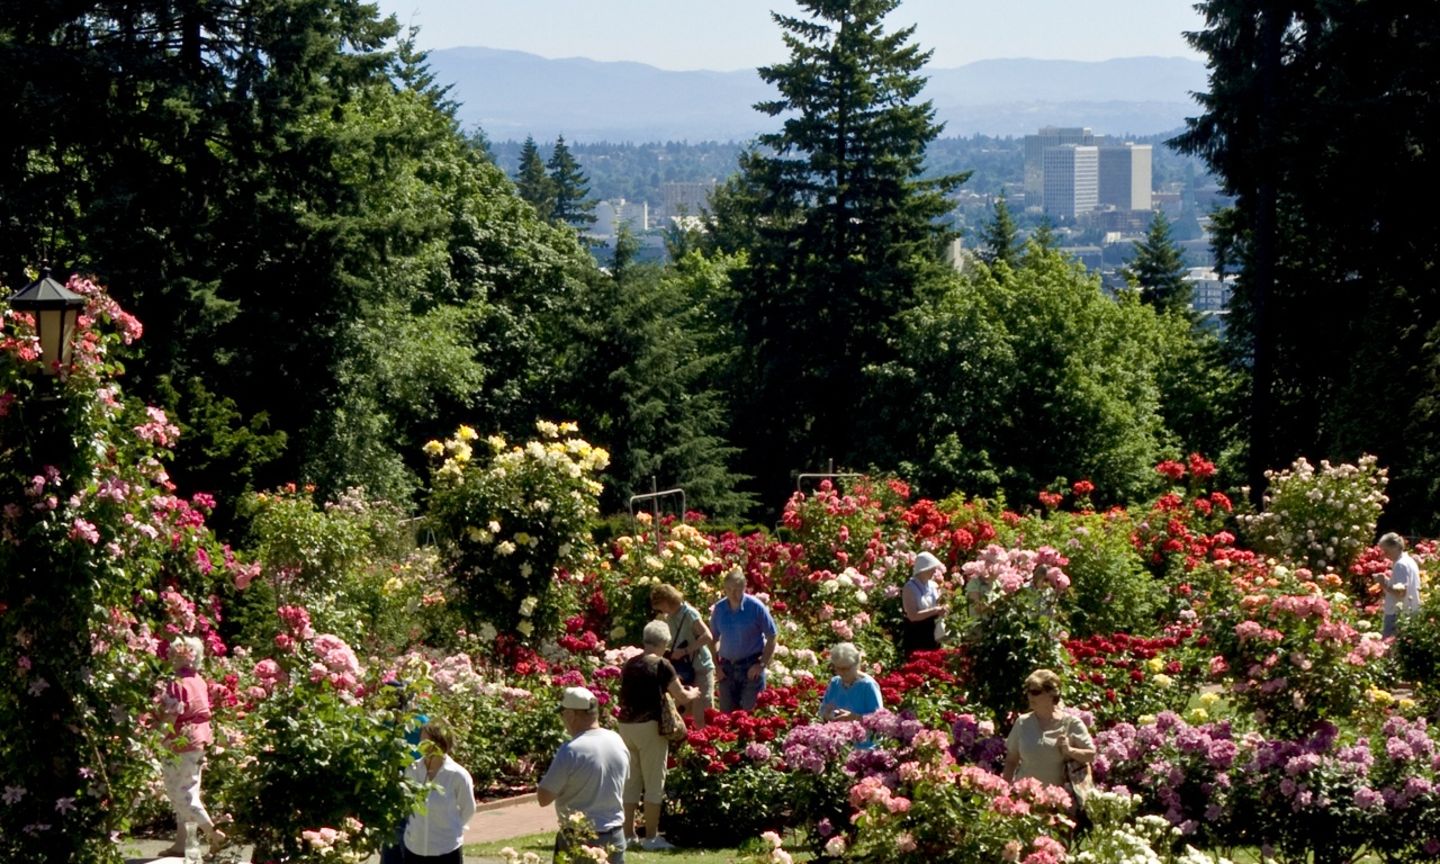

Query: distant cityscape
left=569, top=125, right=1234, bottom=327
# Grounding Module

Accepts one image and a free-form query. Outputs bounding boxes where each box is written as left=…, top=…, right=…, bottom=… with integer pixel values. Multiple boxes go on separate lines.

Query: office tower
left=1098, top=144, right=1153, bottom=211
left=1023, top=126, right=1095, bottom=209
left=1042, top=145, right=1099, bottom=219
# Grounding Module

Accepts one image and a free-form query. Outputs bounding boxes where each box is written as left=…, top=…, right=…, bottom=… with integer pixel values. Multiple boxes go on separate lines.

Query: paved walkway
left=122, top=794, right=558, bottom=864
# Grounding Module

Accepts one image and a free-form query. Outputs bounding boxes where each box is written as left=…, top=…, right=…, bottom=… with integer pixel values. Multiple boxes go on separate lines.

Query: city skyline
left=375, top=0, right=1206, bottom=72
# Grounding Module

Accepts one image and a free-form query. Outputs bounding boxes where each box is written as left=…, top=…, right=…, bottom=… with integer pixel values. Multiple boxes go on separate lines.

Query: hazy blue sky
left=374, top=0, right=1207, bottom=71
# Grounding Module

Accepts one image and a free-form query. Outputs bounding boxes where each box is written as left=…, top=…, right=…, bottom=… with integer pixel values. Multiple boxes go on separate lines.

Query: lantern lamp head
left=7, top=265, right=86, bottom=374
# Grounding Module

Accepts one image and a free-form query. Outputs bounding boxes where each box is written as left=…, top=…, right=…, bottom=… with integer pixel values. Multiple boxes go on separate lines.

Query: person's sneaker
left=644, top=836, right=677, bottom=851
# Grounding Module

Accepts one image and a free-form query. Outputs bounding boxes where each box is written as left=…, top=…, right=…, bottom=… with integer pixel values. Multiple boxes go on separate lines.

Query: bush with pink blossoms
left=0, top=276, right=246, bottom=862
left=843, top=724, right=1071, bottom=863
left=1202, top=569, right=1388, bottom=736
left=959, top=544, right=1071, bottom=725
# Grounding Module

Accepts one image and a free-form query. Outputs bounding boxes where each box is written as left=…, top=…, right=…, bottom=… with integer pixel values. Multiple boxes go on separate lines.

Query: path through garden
left=121, top=795, right=557, bottom=864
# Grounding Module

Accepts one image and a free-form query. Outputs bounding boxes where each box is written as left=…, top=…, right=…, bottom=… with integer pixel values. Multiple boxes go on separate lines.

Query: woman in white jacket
left=404, top=722, right=476, bottom=864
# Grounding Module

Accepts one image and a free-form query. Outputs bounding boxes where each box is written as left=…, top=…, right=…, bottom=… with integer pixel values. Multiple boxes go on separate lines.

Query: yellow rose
left=456, top=424, right=479, bottom=442
left=1146, top=657, right=1164, bottom=673
left=422, top=440, right=444, bottom=456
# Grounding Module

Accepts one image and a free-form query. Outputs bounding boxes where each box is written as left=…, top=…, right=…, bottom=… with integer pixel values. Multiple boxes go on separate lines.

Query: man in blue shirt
left=709, top=568, right=779, bottom=712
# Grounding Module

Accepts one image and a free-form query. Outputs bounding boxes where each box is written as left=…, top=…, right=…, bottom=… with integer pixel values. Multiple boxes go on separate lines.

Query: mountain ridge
left=425, top=47, right=1208, bottom=142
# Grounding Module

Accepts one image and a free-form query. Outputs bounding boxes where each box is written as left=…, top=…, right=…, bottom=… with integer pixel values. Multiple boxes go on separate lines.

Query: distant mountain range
left=425, top=47, right=1209, bottom=142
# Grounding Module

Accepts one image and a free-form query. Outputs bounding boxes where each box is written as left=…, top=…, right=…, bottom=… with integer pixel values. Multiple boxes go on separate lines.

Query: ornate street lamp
left=7, top=265, right=85, bottom=373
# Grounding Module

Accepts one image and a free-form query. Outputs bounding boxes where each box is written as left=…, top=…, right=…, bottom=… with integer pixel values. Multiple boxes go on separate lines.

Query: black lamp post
left=7, top=265, right=86, bottom=373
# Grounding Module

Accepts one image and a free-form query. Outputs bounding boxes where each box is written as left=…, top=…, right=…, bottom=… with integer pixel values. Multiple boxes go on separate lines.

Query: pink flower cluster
left=961, top=545, right=1071, bottom=595
left=848, top=775, right=912, bottom=814
left=309, top=634, right=361, bottom=693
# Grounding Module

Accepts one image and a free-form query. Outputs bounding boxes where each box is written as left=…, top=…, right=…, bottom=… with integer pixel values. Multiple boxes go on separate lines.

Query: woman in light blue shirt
left=819, top=642, right=883, bottom=722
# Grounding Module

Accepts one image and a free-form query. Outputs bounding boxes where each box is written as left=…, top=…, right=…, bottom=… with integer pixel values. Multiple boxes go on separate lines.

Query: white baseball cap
left=560, top=686, right=599, bottom=711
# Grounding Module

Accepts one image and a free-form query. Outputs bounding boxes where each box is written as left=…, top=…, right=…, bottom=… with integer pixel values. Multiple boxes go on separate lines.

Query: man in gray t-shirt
left=538, top=687, right=630, bottom=863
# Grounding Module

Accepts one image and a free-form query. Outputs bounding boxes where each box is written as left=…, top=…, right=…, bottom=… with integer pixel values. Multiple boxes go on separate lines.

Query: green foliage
left=237, top=485, right=430, bottom=651
left=1394, top=585, right=1440, bottom=712
left=978, top=193, right=1019, bottom=269
left=1125, top=211, right=1192, bottom=313
left=1021, top=509, right=1163, bottom=638
left=547, top=135, right=596, bottom=227
left=1176, top=1, right=1440, bottom=533
left=226, top=683, right=420, bottom=862
left=878, top=245, right=1185, bottom=504
left=560, top=238, right=752, bottom=518
left=515, top=136, right=557, bottom=217
left=717, top=0, right=969, bottom=503
left=663, top=763, right=789, bottom=849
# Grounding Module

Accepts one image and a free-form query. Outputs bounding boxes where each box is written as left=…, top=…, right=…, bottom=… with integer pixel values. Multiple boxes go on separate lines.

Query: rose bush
left=425, top=421, right=607, bottom=641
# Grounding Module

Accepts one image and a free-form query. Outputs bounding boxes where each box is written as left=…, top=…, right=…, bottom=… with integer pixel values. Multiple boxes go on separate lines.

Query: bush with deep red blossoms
left=1063, top=626, right=1204, bottom=727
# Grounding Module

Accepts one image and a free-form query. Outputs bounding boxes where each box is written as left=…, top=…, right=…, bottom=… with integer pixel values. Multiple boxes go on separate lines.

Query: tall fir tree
left=1125, top=211, right=1191, bottom=313
left=546, top=135, right=596, bottom=226
left=718, top=0, right=968, bottom=503
left=979, top=193, right=1019, bottom=267
left=514, top=136, right=556, bottom=216
left=1176, top=1, right=1440, bottom=529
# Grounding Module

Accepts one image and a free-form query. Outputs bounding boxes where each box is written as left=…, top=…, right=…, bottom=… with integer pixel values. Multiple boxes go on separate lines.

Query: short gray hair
left=169, top=636, right=204, bottom=667
left=723, top=567, right=746, bottom=587
left=1379, top=532, right=1406, bottom=551
left=642, top=619, right=673, bottom=649
left=830, top=642, right=862, bottom=668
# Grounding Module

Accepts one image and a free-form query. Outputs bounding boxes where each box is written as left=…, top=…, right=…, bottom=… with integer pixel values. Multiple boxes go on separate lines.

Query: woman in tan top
left=1002, top=668, right=1095, bottom=787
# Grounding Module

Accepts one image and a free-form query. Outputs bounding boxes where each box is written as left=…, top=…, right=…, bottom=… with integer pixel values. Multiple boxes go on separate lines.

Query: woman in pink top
left=159, top=636, right=226, bottom=856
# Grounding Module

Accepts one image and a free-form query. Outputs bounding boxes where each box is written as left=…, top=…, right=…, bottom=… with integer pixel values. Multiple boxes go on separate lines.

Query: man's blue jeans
left=717, top=655, right=765, bottom=712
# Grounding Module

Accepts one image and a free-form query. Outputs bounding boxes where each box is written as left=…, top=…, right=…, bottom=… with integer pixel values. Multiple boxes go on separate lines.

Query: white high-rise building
left=1043, top=145, right=1099, bottom=219
left=1024, top=126, right=1095, bottom=209
left=1098, top=144, right=1153, bottom=211
left=593, top=199, right=649, bottom=237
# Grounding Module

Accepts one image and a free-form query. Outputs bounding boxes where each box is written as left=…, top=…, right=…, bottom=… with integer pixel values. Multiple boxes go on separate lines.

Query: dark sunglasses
left=1027, top=687, right=1052, bottom=696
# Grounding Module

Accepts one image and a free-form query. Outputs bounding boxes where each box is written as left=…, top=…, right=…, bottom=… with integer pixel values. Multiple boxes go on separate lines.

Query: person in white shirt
left=1379, top=533, right=1423, bottom=637
left=403, top=722, right=476, bottom=864
left=538, top=687, right=630, bottom=864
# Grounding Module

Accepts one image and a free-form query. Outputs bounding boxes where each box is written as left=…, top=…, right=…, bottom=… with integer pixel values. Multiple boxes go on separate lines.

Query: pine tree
left=1125, top=211, right=1191, bottom=313
left=514, top=136, right=556, bottom=216
left=546, top=135, right=595, bottom=226
left=979, top=193, right=1019, bottom=267
left=720, top=0, right=968, bottom=501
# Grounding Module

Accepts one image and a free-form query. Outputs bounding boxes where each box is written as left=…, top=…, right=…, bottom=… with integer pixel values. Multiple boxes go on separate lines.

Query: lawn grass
left=464, top=831, right=814, bottom=863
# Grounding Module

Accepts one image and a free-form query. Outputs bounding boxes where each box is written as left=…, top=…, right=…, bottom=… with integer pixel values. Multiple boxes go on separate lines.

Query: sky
left=374, top=0, right=1207, bottom=71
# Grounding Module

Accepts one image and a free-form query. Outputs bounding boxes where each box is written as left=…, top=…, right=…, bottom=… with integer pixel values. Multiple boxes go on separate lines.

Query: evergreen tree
left=1176, top=2, right=1440, bottom=529
left=514, top=136, right=556, bottom=216
left=1125, top=211, right=1191, bottom=313
left=547, top=135, right=596, bottom=226
left=1029, top=217, right=1057, bottom=253
left=559, top=231, right=752, bottom=517
left=979, top=193, right=1019, bottom=268
left=719, top=0, right=968, bottom=502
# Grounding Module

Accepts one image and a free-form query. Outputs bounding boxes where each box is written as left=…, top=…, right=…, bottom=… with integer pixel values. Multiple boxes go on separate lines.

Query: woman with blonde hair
left=1002, top=669, right=1094, bottom=789
left=651, top=582, right=716, bottom=728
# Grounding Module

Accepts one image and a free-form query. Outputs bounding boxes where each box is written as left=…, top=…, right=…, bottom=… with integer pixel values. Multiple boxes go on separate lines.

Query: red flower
left=1186, top=453, right=1216, bottom=480
left=1155, top=460, right=1186, bottom=482
left=1072, top=480, right=1095, bottom=497
left=1038, top=491, right=1063, bottom=509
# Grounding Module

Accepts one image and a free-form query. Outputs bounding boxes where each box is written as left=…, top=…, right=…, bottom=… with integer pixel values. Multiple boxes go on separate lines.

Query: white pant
left=162, top=749, right=213, bottom=832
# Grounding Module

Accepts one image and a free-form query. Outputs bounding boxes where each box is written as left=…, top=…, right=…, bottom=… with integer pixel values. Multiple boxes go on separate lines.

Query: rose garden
left=4, top=280, right=1440, bottom=864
